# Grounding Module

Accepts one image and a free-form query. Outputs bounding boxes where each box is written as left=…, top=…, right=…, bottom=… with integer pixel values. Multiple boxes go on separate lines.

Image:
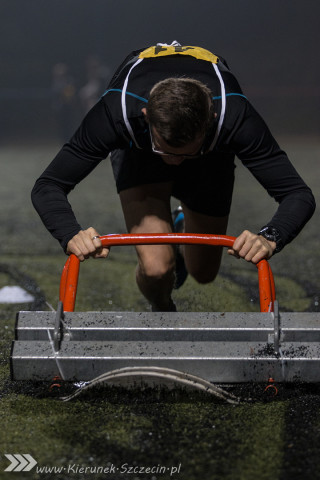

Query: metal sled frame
left=11, top=234, right=320, bottom=383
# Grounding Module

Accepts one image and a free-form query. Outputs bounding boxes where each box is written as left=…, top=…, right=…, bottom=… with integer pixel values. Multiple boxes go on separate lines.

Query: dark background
left=0, top=0, right=319, bottom=143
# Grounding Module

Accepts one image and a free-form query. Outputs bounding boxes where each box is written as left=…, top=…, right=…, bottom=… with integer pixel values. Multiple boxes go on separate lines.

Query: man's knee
left=139, top=260, right=175, bottom=282
left=137, top=248, right=175, bottom=283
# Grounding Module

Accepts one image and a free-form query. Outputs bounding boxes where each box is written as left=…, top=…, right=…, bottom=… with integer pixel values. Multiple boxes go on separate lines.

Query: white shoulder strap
left=121, top=57, right=144, bottom=148
left=209, top=63, right=226, bottom=151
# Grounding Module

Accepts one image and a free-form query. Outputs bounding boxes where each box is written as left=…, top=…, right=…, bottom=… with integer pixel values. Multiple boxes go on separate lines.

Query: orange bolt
left=49, top=375, right=62, bottom=391
left=264, top=377, right=278, bottom=396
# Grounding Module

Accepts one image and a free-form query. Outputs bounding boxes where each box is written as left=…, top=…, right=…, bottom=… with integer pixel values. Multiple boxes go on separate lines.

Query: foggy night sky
left=0, top=0, right=319, bottom=138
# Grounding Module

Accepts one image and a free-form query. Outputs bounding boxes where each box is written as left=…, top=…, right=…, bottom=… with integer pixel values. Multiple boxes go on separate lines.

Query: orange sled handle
left=59, top=233, right=276, bottom=313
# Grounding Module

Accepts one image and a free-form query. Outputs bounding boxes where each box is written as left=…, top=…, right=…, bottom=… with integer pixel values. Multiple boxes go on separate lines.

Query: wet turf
left=0, top=140, right=319, bottom=479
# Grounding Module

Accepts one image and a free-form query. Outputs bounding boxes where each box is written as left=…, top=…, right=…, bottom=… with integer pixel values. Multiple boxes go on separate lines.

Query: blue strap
left=102, top=88, right=148, bottom=103
left=213, top=93, right=247, bottom=100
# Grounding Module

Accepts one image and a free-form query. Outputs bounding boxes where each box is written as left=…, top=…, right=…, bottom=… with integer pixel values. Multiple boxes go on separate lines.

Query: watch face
left=266, top=229, right=277, bottom=240
left=258, top=226, right=283, bottom=253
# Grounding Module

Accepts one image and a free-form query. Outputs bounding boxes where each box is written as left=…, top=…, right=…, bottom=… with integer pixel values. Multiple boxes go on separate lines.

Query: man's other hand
left=66, top=227, right=110, bottom=261
left=227, top=230, right=276, bottom=264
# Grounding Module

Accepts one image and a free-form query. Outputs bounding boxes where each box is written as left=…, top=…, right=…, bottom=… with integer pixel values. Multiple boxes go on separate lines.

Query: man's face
left=150, top=126, right=205, bottom=165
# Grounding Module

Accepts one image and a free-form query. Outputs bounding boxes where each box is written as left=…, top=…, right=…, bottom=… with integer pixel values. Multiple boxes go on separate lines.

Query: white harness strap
left=209, top=63, right=226, bottom=151
left=121, top=57, right=144, bottom=148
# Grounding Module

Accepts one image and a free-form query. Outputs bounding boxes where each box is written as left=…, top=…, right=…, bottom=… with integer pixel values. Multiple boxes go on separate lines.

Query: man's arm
left=31, top=98, right=123, bottom=254
left=225, top=98, right=315, bottom=262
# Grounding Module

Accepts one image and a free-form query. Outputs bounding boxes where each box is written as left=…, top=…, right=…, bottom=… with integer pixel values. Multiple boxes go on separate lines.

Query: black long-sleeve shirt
left=32, top=46, right=315, bottom=252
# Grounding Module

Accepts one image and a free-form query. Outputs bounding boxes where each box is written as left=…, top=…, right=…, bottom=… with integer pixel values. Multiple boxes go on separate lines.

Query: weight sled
left=11, top=234, right=320, bottom=384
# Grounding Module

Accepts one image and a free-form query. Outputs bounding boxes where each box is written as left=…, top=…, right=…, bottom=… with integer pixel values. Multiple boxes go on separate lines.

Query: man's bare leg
left=119, top=182, right=176, bottom=311
left=181, top=203, right=229, bottom=284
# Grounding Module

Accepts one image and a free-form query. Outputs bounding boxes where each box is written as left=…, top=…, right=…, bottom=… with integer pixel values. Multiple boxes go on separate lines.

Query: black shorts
left=110, top=147, right=236, bottom=217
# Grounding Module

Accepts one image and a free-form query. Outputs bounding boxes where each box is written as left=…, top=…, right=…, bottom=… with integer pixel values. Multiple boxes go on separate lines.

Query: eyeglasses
left=149, top=127, right=205, bottom=158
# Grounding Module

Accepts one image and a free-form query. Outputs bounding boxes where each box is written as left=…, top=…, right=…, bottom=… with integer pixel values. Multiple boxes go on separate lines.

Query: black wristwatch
left=258, top=226, right=283, bottom=254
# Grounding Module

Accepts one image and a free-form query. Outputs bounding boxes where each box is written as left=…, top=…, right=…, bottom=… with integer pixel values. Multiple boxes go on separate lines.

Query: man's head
left=144, top=77, right=214, bottom=148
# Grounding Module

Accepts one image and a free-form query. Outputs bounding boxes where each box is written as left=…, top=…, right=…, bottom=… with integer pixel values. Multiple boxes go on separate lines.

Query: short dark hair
left=147, top=78, right=213, bottom=147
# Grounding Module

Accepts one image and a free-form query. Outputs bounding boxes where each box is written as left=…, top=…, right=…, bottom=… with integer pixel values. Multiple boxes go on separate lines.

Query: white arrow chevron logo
left=4, top=454, right=37, bottom=472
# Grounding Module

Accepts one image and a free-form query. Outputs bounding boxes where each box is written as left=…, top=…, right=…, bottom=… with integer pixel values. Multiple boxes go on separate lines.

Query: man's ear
left=141, top=107, right=149, bottom=122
